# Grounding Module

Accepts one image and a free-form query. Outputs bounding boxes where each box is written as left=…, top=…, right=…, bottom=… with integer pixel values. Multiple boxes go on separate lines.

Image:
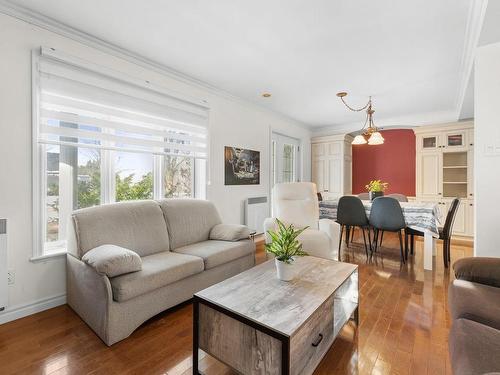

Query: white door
left=272, top=133, right=300, bottom=185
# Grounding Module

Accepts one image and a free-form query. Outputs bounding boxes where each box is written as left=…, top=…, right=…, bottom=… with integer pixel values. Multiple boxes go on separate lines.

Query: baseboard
left=0, top=293, right=66, bottom=325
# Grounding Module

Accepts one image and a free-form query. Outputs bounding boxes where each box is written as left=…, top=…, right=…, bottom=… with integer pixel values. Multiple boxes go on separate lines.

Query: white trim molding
left=455, top=0, right=489, bottom=119
left=0, top=293, right=66, bottom=325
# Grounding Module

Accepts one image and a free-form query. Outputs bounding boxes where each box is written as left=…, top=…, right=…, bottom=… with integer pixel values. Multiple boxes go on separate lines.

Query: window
left=33, top=48, right=209, bottom=256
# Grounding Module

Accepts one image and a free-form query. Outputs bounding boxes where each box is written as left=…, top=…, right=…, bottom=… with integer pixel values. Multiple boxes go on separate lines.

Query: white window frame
left=31, top=49, right=209, bottom=261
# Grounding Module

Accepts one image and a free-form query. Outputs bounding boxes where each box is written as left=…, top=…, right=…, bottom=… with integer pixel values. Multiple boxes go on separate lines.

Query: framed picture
left=224, top=146, right=260, bottom=185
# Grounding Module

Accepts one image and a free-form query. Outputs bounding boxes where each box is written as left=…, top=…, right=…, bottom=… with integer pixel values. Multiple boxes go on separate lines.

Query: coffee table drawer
left=290, top=296, right=334, bottom=375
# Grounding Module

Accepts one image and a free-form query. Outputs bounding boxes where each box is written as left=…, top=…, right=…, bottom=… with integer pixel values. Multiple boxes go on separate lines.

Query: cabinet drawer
left=290, top=296, right=334, bottom=375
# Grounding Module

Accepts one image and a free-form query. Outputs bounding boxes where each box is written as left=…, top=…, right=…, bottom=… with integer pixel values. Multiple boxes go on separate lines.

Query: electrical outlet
left=7, top=270, right=15, bottom=285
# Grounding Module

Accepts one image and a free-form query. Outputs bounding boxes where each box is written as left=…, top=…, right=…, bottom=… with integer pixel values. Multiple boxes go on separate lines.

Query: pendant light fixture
left=336, top=92, right=384, bottom=145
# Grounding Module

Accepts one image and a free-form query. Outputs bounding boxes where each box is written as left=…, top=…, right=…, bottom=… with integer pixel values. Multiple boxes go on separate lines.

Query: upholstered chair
left=263, top=182, right=339, bottom=260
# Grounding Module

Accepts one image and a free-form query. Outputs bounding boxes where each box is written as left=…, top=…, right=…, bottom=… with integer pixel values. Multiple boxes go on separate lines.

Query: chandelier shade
left=352, top=134, right=367, bottom=145
left=368, top=131, right=384, bottom=145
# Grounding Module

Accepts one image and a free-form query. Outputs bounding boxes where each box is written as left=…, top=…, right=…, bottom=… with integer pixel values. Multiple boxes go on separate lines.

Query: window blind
left=37, top=52, right=209, bottom=158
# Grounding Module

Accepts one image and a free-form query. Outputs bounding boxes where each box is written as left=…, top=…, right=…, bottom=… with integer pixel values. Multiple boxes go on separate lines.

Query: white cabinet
left=311, top=134, right=353, bottom=200
left=415, top=121, right=474, bottom=238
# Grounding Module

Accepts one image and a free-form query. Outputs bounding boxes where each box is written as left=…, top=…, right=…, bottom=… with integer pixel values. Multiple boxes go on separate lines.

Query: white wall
left=474, top=41, right=500, bottom=257
left=0, top=13, right=311, bottom=321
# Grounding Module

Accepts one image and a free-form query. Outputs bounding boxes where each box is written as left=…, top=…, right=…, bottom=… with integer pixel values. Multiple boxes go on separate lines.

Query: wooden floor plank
left=0, top=234, right=472, bottom=375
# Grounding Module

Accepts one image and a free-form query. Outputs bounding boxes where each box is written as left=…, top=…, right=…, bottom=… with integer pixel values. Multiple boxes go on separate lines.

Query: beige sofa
left=66, top=199, right=255, bottom=346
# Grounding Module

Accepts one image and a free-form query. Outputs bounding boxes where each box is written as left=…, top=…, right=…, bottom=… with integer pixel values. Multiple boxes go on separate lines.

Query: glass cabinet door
left=444, top=131, right=466, bottom=149
left=422, top=135, right=439, bottom=150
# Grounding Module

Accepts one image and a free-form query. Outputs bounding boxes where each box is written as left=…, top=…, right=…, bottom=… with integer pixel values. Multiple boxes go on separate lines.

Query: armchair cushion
left=210, top=224, right=250, bottom=242
left=82, top=244, right=142, bottom=277
left=453, top=257, right=500, bottom=288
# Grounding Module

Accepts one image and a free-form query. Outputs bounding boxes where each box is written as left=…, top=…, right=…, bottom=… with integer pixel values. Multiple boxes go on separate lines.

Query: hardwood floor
left=0, top=234, right=472, bottom=375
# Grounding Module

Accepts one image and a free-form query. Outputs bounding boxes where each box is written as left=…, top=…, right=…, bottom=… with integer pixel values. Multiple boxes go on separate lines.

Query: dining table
left=319, top=199, right=442, bottom=271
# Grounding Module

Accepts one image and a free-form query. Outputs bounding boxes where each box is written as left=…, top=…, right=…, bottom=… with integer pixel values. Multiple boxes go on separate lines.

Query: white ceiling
left=4, top=0, right=478, bottom=128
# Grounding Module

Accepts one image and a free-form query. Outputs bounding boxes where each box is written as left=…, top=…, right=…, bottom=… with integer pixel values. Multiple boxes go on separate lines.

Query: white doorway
left=271, top=133, right=300, bottom=186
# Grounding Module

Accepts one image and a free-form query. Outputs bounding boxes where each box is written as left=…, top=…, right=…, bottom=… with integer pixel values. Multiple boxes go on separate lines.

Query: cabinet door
left=419, top=152, right=442, bottom=197
left=312, top=143, right=325, bottom=157
left=326, top=157, right=342, bottom=197
left=466, top=200, right=475, bottom=236
left=443, top=130, right=467, bottom=151
left=467, top=129, right=474, bottom=149
left=312, top=159, right=326, bottom=192
left=443, top=199, right=466, bottom=235
left=419, top=134, right=441, bottom=152
left=467, top=149, right=474, bottom=199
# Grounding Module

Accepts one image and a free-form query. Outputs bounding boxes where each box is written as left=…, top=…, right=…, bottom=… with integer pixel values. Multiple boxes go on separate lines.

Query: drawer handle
left=312, top=334, right=323, bottom=347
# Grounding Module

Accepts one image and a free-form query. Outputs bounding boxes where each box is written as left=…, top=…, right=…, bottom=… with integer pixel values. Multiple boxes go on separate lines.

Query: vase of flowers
left=265, top=219, right=308, bottom=281
left=366, top=179, right=389, bottom=201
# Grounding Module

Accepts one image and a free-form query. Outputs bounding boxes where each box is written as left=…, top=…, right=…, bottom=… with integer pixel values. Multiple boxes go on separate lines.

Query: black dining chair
left=405, top=198, right=460, bottom=268
left=375, top=193, right=409, bottom=247
left=369, top=197, right=406, bottom=263
left=336, top=196, right=371, bottom=260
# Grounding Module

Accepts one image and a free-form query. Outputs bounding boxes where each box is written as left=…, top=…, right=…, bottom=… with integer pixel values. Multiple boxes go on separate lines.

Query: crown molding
left=0, top=0, right=311, bottom=131
left=455, top=0, right=488, bottom=119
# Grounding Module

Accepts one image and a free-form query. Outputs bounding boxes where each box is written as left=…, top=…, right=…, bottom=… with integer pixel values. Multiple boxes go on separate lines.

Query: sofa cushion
left=449, top=279, right=500, bottom=331
left=73, top=200, right=170, bottom=258
left=449, top=319, right=500, bottom=375
left=158, top=199, right=222, bottom=250
left=82, top=244, right=142, bottom=277
left=109, top=251, right=204, bottom=302
left=209, top=224, right=251, bottom=241
left=173, top=240, right=255, bottom=270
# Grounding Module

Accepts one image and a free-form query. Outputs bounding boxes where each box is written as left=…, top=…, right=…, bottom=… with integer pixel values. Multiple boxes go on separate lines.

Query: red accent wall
left=352, top=129, right=416, bottom=196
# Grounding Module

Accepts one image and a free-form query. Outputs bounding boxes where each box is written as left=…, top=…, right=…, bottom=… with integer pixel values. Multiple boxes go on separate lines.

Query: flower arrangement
left=365, top=179, right=389, bottom=192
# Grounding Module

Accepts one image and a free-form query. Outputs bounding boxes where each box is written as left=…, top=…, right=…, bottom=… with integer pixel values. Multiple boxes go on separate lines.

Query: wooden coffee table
left=193, top=257, right=358, bottom=375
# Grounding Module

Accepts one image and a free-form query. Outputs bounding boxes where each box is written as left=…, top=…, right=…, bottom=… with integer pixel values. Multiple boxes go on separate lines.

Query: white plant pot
left=275, top=258, right=296, bottom=281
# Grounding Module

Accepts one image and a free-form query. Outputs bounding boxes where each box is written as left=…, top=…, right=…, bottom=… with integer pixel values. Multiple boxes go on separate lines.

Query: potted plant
left=265, top=219, right=308, bottom=281
left=365, top=179, right=389, bottom=201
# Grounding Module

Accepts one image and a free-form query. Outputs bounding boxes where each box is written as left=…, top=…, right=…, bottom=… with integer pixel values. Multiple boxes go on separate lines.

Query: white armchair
left=263, top=182, right=340, bottom=260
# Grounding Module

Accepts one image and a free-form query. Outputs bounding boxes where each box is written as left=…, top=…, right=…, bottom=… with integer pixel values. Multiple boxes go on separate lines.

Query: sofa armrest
left=453, top=257, right=500, bottom=288
left=67, top=254, right=114, bottom=344
left=209, top=224, right=250, bottom=241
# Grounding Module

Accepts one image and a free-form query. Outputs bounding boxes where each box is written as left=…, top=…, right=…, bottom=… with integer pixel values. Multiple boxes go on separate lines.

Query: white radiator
left=244, top=197, right=269, bottom=235
left=0, top=219, right=6, bottom=312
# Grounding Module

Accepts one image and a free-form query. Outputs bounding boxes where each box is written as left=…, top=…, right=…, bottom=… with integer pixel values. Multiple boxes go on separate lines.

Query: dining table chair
left=405, top=198, right=460, bottom=268
left=376, top=193, right=408, bottom=247
left=336, top=196, right=371, bottom=258
left=369, top=197, right=407, bottom=263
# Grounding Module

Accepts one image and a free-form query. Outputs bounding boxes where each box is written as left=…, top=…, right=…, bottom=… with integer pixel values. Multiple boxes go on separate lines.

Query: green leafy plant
left=265, top=219, right=308, bottom=264
left=365, top=179, right=389, bottom=192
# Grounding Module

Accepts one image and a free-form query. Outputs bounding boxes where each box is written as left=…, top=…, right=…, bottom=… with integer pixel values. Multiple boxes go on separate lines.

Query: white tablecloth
left=319, top=200, right=442, bottom=237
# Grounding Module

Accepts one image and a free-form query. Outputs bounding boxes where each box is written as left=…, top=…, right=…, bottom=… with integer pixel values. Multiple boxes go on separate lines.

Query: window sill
left=30, top=250, right=67, bottom=263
